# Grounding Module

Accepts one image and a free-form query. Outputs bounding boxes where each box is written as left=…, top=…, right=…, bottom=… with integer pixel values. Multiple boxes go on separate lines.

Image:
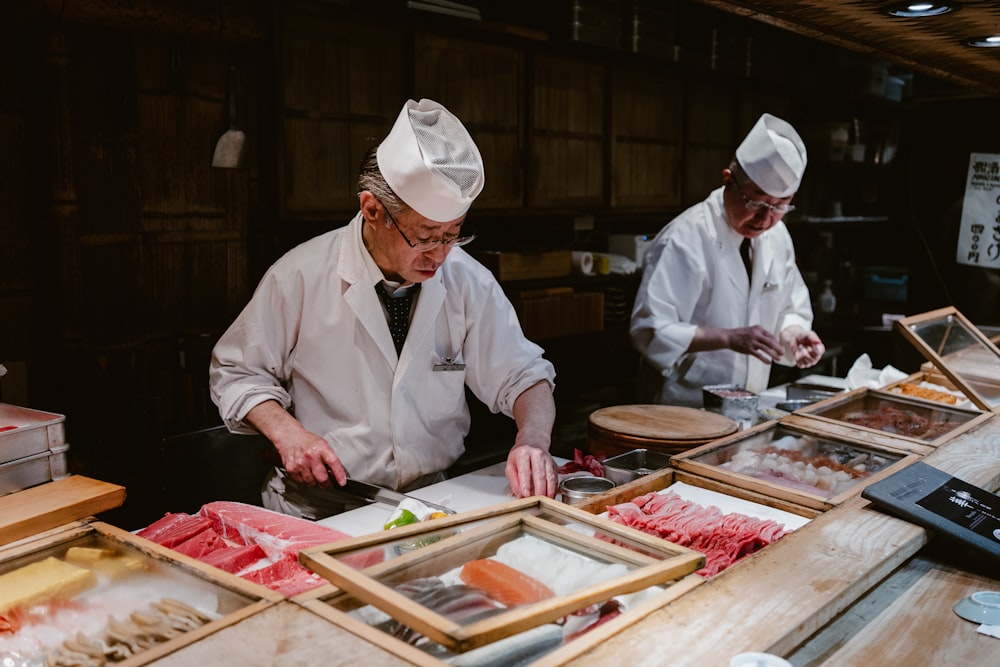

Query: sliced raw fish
left=459, top=559, right=554, bottom=607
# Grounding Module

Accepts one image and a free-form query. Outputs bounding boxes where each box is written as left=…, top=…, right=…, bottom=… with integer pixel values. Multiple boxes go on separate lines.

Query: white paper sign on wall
left=956, top=152, right=1000, bottom=268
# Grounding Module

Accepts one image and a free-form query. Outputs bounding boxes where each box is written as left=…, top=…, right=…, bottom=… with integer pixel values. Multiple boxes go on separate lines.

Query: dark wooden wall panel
left=278, top=10, right=405, bottom=219
left=610, top=66, right=684, bottom=208
left=529, top=56, right=606, bottom=207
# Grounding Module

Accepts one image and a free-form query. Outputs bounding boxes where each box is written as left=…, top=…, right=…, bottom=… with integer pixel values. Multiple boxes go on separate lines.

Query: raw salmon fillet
left=459, top=558, right=554, bottom=607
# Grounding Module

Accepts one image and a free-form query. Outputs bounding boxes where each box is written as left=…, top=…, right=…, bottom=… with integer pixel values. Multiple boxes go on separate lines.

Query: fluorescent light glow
left=966, top=35, right=1000, bottom=48
left=883, top=2, right=959, bottom=17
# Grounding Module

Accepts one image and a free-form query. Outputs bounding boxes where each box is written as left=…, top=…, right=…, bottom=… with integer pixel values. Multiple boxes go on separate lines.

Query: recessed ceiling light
left=882, top=2, right=960, bottom=17
left=966, top=35, right=1000, bottom=48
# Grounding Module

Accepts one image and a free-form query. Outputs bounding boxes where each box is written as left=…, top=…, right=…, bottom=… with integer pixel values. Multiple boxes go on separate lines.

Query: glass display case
left=790, top=386, right=989, bottom=450
left=0, top=521, right=275, bottom=666
left=895, top=307, right=1000, bottom=411
left=671, top=421, right=919, bottom=510
left=297, top=497, right=704, bottom=654
left=882, top=371, right=976, bottom=411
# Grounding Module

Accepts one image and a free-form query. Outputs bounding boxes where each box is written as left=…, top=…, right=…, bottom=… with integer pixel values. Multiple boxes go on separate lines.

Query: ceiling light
left=882, top=2, right=960, bottom=17
left=966, top=35, right=1000, bottom=48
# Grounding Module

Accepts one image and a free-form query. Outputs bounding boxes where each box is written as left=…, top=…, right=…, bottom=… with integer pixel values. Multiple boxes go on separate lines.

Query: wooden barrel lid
left=588, top=404, right=738, bottom=443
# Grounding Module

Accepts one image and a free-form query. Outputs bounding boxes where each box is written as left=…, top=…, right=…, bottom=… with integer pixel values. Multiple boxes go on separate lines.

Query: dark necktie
left=378, top=283, right=418, bottom=354
left=740, top=237, right=753, bottom=282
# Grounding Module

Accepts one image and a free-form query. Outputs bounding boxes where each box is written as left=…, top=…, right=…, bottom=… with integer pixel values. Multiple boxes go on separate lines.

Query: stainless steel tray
left=0, top=403, right=67, bottom=465
left=0, top=448, right=66, bottom=496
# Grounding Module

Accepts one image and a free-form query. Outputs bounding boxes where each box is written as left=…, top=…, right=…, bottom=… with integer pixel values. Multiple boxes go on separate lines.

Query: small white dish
left=729, top=652, right=793, bottom=667
left=953, top=590, right=1000, bottom=625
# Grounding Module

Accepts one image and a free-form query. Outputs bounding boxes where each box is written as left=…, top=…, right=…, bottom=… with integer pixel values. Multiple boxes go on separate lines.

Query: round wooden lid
left=588, top=404, right=738, bottom=443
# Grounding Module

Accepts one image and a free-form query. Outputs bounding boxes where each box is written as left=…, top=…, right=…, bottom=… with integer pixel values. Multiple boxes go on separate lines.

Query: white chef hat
left=735, top=113, right=807, bottom=198
left=376, top=99, right=485, bottom=222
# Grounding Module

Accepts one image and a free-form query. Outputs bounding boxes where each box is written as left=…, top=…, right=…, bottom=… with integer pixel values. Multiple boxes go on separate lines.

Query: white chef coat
left=210, top=213, right=555, bottom=493
left=630, top=187, right=813, bottom=407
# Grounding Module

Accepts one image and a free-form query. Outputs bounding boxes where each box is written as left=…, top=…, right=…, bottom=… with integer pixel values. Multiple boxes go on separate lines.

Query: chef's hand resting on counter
left=505, top=381, right=559, bottom=498
left=245, top=400, right=347, bottom=488
left=780, top=325, right=826, bottom=368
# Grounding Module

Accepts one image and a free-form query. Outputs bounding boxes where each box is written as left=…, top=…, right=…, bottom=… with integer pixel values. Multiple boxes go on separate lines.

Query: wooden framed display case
left=895, top=307, right=1000, bottom=412
left=881, top=371, right=976, bottom=411
left=297, top=497, right=704, bottom=656
left=570, top=467, right=822, bottom=521
left=787, top=386, right=990, bottom=451
left=0, top=520, right=280, bottom=666
left=670, top=420, right=921, bottom=511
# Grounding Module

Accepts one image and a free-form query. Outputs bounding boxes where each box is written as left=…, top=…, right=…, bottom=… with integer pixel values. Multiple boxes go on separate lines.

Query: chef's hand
left=245, top=400, right=347, bottom=488
left=727, top=325, right=784, bottom=364
left=277, top=429, right=348, bottom=488
left=781, top=326, right=826, bottom=368
left=505, top=442, right=558, bottom=499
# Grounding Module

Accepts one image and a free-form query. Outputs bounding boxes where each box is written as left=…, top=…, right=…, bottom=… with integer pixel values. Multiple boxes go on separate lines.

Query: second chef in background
left=631, top=113, right=825, bottom=408
left=210, top=98, right=558, bottom=519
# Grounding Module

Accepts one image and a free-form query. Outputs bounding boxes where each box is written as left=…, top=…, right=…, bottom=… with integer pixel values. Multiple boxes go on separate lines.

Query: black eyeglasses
left=380, top=200, right=476, bottom=252
left=730, top=171, right=796, bottom=215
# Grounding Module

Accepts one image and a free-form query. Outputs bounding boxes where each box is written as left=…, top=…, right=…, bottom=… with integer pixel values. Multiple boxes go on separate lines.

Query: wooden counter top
left=557, top=412, right=1000, bottom=666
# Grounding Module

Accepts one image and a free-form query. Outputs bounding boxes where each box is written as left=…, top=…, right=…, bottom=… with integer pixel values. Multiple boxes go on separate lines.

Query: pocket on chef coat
left=422, top=356, right=469, bottom=422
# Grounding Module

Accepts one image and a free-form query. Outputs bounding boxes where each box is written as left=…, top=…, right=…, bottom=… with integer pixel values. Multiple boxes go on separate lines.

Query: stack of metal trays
left=0, top=403, right=69, bottom=495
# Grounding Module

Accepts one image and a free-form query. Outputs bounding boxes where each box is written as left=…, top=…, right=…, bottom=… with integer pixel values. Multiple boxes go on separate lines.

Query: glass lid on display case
left=790, top=386, right=988, bottom=449
left=297, top=497, right=704, bottom=653
left=0, top=522, right=272, bottom=665
left=670, top=421, right=919, bottom=511
left=895, top=307, right=1000, bottom=411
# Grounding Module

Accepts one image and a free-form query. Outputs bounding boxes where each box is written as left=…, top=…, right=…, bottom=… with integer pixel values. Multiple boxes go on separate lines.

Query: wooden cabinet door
left=682, top=79, right=737, bottom=204
left=610, top=64, right=684, bottom=208
left=277, top=11, right=405, bottom=218
left=413, top=35, right=524, bottom=211
left=529, top=55, right=606, bottom=208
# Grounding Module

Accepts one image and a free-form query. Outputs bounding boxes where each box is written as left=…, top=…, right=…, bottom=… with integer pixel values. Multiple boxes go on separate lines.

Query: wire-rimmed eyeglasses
left=380, top=200, right=476, bottom=252
left=730, top=171, right=796, bottom=215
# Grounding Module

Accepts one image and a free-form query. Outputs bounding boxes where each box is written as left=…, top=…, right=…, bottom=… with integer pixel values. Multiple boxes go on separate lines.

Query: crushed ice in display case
left=792, top=386, right=988, bottom=449
left=0, top=522, right=273, bottom=667
left=671, top=422, right=919, bottom=510
left=895, top=307, right=1000, bottom=411
left=297, top=497, right=704, bottom=654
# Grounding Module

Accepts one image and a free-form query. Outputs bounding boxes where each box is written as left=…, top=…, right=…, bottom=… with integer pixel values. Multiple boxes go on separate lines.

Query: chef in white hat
left=630, top=113, right=825, bottom=408
left=211, top=99, right=559, bottom=518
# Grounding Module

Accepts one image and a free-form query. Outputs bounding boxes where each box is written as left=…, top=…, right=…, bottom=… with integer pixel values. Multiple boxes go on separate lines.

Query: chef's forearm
left=245, top=400, right=308, bottom=456
left=511, top=380, right=555, bottom=451
left=688, top=326, right=729, bottom=353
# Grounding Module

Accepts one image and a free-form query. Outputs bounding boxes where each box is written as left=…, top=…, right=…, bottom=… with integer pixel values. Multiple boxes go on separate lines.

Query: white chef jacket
left=210, top=213, right=555, bottom=491
left=630, top=187, right=813, bottom=407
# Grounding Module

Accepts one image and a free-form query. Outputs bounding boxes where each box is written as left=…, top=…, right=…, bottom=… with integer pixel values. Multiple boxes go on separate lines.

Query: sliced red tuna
left=199, top=501, right=350, bottom=561
left=200, top=543, right=268, bottom=574
left=135, top=512, right=213, bottom=548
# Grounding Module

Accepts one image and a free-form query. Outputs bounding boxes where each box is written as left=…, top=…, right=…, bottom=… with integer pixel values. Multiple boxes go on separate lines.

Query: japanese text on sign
left=957, top=152, right=1000, bottom=268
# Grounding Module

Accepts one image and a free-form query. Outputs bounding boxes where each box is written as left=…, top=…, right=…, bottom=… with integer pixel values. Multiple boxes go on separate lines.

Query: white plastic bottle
left=819, top=279, right=837, bottom=314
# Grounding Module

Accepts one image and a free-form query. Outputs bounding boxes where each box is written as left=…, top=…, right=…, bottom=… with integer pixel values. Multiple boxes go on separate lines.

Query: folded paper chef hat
left=735, top=113, right=807, bottom=198
left=377, top=98, right=485, bottom=222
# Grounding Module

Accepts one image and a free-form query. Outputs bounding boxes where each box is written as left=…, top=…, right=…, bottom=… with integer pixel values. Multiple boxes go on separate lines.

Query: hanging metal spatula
left=212, top=65, right=246, bottom=168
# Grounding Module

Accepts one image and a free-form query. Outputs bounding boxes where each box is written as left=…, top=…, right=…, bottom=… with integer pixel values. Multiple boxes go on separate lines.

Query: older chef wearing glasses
left=630, top=113, right=826, bottom=408
left=211, top=99, right=558, bottom=519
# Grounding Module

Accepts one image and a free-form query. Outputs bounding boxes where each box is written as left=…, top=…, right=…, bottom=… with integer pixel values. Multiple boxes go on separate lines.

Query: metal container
left=776, top=398, right=820, bottom=412
left=602, top=449, right=671, bottom=485
left=702, top=384, right=759, bottom=423
left=559, top=476, right=616, bottom=504
left=0, top=450, right=55, bottom=496
left=785, top=382, right=841, bottom=402
left=0, top=403, right=67, bottom=465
